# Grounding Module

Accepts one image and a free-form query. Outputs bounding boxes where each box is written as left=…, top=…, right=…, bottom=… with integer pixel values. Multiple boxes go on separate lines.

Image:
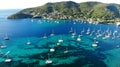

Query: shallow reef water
left=0, top=18, right=120, bottom=67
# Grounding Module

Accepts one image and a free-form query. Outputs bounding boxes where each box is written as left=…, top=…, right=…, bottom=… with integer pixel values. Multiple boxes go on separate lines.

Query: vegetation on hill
left=7, top=1, right=120, bottom=23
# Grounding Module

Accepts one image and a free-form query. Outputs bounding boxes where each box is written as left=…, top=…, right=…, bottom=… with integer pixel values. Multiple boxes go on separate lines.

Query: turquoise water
left=0, top=10, right=120, bottom=67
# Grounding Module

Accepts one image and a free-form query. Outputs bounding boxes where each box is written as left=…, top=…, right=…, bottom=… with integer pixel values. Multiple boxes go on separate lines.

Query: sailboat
left=5, top=57, right=12, bottom=63
left=43, top=33, right=47, bottom=38
left=0, top=42, right=7, bottom=49
left=58, top=36, right=63, bottom=43
left=102, top=29, right=111, bottom=40
left=77, top=35, right=81, bottom=41
left=72, top=30, right=76, bottom=36
left=92, top=38, right=98, bottom=47
left=92, top=43, right=98, bottom=47
left=86, top=28, right=90, bottom=35
left=73, top=22, right=76, bottom=24
left=4, top=34, right=9, bottom=40
left=4, top=51, right=12, bottom=63
left=50, top=48, right=55, bottom=52
left=50, top=29, right=55, bottom=36
left=106, top=27, right=110, bottom=33
left=0, top=50, right=3, bottom=55
left=117, top=33, right=120, bottom=38
left=45, top=54, right=52, bottom=64
left=56, top=42, right=61, bottom=46
left=64, top=48, right=69, bottom=54
left=46, top=59, right=52, bottom=64
left=96, top=33, right=102, bottom=38
left=26, top=40, right=31, bottom=45
left=71, top=30, right=76, bottom=38
left=90, top=30, right=95, bottom=36
left=102, top=33, right=110, bottom=40
left=69, top=27, right=73, bottom=33
left=58, top=38, right=63, bottom=43
left=80, top=28, right=84, bottom=36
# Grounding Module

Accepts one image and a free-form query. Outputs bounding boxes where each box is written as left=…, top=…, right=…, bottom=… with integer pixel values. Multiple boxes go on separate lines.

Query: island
left=7, top=1, right=120, bottom=24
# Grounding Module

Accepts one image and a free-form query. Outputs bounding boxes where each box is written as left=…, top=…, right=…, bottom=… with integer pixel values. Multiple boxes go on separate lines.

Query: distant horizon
left=0, top=0, right=120, bottom=9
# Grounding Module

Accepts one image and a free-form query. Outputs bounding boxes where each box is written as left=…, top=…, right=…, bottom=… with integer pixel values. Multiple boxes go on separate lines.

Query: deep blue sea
left=0, top=9, right=120, bottom=67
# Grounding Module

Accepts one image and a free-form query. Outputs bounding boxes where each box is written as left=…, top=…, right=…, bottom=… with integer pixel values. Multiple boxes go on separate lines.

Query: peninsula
left=8, top=1, right=120, bottom=24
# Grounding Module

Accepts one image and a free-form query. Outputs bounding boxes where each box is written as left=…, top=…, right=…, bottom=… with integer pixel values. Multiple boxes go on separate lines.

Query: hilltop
left=7, top=1, right=120, bottom=23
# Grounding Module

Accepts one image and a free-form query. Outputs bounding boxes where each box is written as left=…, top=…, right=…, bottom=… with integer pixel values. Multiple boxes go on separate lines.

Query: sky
left=0, top=0, right=120, bottom=9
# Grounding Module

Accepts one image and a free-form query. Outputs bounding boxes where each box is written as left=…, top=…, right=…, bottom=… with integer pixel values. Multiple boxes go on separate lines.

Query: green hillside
left=7, top=1, right=120, bottom=23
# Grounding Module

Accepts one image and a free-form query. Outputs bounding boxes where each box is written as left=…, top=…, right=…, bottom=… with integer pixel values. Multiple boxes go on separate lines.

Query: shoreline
left=6, top=17, right=120, bottom=26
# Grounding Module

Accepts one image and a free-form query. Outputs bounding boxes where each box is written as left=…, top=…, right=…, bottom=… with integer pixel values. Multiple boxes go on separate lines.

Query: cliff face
left=7, top=1, right=120, bottom=21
